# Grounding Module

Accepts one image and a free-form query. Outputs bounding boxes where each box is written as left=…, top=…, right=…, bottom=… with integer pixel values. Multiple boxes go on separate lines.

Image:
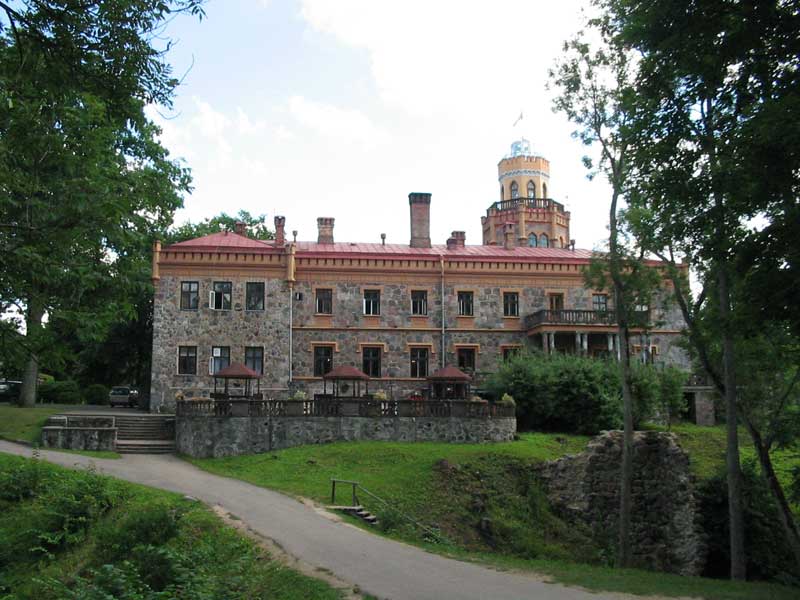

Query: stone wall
left=40, top=416, right=116, bottom=452
left=176, top=414, right=517, bottom=458
left=536, top=431, right=704, bottom=575
left=152, top=272, right=689, bottom=412
left=151, top=275, right=292, bottom=412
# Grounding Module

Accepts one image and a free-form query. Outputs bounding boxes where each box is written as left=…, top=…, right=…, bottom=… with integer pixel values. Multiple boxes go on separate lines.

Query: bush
left=83, top=384, right=109, bottom=406
left=486, top=351, right=623, bottom=434
left=93, top=501, right=182, bottom=563
left=486, top=351, right=689, bottom=434
left=696, top=461, right=799, bottom=585
left=38, top=380, right=82, bottom=405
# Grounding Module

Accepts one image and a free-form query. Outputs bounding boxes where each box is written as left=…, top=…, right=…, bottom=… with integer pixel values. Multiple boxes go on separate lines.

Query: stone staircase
left=115, top=415, right=175, bottom=454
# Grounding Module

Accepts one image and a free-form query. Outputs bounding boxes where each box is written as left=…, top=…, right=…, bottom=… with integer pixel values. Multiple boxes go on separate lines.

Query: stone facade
left=149, top=139, right=689, bottom=413
left=536, top=431, right=705, bottom=575
left=176, top=414, right=517, bottom=458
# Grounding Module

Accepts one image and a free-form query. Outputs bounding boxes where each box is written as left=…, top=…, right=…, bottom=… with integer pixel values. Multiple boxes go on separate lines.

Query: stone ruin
left=536, top=430, right=705, bottom=575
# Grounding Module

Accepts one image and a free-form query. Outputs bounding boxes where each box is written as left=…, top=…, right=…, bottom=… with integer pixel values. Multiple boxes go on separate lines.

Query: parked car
left=109, top=386, right=137, bottom=408
left=0, top=380, right=22, bottom=403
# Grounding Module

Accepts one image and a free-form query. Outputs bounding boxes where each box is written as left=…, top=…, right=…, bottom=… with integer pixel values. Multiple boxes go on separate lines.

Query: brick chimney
left=274, top=216, right=286, bottom=246
left=409, top=192, right=431, bottom=248
left=317, top=217, right=335, bottom=244
left=446, top=230, right=466, bottom=249
left=234, top=221, right=247, bottom=236
left=503, top=222, right=516, bottom=250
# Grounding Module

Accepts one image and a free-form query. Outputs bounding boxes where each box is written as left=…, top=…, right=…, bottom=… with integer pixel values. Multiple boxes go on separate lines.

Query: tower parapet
left=482, top=139, right=571, bottom=248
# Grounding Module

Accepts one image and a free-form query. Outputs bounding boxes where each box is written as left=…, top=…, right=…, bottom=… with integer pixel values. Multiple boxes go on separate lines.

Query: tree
left=169, top=210, right=274, bottom=244
left=550, top=15, right=646, bottom=567
left=0, top=1, right=205, bottom=405
left=602, top=0, right=800, bottom=579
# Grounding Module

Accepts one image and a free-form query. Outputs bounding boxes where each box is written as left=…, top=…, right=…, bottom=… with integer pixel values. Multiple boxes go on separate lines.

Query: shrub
left=38, top=380, right=82, bottom=405
left=93, top=501, right=182, bottom=563
left=83, top=384, right=109, bottom=406
left=500, top=393, right=516, bottom=407
left=373, top=390, right=388, bottom=401
left=487, top=351, right=689, bottom=434
left=696, top=461, right=799, bottom=584
left=486, top=351, right=623, bottom=434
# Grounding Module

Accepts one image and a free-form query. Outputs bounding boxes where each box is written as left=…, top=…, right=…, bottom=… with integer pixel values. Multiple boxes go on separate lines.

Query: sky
left=153, top=0, right=613, bottom=250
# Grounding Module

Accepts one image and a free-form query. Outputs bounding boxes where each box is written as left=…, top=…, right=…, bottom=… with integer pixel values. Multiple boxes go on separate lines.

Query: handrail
left=330, top=478, right=448, bottom=544
left=522, top=308, right=650, bottom=329
left=177, top=398, right=516, bottom=419
left=488, top=197, right=565, bottom=214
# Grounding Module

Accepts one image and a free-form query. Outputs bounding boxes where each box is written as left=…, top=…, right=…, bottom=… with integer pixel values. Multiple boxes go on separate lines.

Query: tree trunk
left=616, top=297, right=634, bottom=568
left=744, top=420, right=800, bottom=573
left=19, top=300, right=44, bottom=407
left=718, top=262, right=746, bottom=580
left=608, top=185, right=634, bottom=569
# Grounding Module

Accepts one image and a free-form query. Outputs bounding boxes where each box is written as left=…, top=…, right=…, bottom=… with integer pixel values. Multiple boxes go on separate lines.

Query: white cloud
left=287, top=95, right=389, bottom=147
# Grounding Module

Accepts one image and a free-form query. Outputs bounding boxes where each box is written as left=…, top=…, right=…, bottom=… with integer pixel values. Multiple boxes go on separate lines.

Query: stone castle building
left=149, top=140, right=687, bottom=412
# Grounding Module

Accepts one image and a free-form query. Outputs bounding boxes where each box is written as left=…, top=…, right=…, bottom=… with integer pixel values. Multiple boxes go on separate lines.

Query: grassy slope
left=189, top=425, right=799, bottom=600
left=0, top=454, right=343, bottom=600
left=0, top=405, right=67, bottom=443
left=0, top=405, right=121, bottom=458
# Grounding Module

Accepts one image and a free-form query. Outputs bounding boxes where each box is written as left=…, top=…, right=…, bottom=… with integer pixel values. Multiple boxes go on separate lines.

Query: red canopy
left=214, top=362, right=261, bottom=379
left=323, top=365, right=370, bottom=380
left=427, top=366, right=472, bottom=382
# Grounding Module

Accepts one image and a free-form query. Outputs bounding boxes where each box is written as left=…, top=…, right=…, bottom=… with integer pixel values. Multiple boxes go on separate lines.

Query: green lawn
left=0, top=404, right=121, bottom=458
left=0, top=404, right=68, bottom=443
left=0, top=454, right=345, bottom=599
left=188, top=425, right=800, bottom=600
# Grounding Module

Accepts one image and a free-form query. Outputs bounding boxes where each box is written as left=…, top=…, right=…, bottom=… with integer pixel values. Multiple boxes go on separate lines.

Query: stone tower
left=481, top=138, right=571, bottom=248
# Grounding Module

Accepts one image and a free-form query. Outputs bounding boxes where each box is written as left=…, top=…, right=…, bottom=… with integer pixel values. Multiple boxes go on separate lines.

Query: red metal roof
left=428, top=366, right=472, bottom=381
left=162, top=233, right=669, bottom=267
left=214, top=362, right=261, bottom=379
left=323, top=365, right=371, bottom=380
left=167, top=231, right=277, bottom=251
left=293, top=241, right=595, bottom=261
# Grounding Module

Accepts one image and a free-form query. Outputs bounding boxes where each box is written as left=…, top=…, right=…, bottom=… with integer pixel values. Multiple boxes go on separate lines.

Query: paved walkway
left=0, top=441, right=621, bottom=600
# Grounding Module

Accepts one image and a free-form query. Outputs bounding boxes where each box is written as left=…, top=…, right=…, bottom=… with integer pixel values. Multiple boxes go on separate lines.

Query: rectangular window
left=548, top=293, right=564, bottom=311
left=210, top=346, right=230, bottom=374
left=362, top=347, right=382, bottom=378
left=410, top=347, right=429, bottom=378
left=178, top=346, right=197, bottom=374
left=592, top=294, right=608, bottom=311
left=457, top=348, right=476, bottom=373
left=457, top=291, right=474, bottom=316
left=315, top=288, right=333, bottom=314
left=502, top=347, right=520, bottom=361
left=503, top=292, right=519, bottom=317
left=411, top=290, right=428, bottom=316
left=313, top=346, right=334, bottom=376
left=246, top=282, right=265, bottom=311
left=245, top=346, right=264, bottom=375
left=210, top=281, right=232, bottom=310
left=363, top=289, right=381, bottom=315
left=180, top=282, right=199, bottom=310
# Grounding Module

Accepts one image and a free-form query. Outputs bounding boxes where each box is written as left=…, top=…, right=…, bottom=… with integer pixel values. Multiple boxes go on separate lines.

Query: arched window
left=527, top=181, right=536, bottom=198
left=510, top=181, right=519, bottom=199
left=540, top=233, right=549, bottom=248
left=528, top=233, right=538, bottom=247
left=500, top=185, right=504, bottom=200
left=542, top=183, right=548, bottom=198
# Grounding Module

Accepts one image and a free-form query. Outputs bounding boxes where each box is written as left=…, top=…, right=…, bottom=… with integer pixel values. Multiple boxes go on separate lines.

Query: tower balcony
left=487, top=197, right=565, bottom=215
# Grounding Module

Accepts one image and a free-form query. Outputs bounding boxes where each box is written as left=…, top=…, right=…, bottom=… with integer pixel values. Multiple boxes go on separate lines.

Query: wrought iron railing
left=522, top=309, right=650, bottom=329
left=488, top=197, right=565, bottom=214
left=176, top=398, right=515, bottom=419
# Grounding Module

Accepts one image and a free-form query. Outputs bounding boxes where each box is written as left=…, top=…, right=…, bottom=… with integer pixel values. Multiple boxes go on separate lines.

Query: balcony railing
left=523, top=309, right=649, bottom=329
left=488, top=197, right=565, bottom=214
left=177, top=398, right=515, bottom=419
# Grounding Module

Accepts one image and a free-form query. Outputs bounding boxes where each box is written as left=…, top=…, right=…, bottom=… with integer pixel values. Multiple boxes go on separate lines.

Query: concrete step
left=116, top=440, right=175, bottom=454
